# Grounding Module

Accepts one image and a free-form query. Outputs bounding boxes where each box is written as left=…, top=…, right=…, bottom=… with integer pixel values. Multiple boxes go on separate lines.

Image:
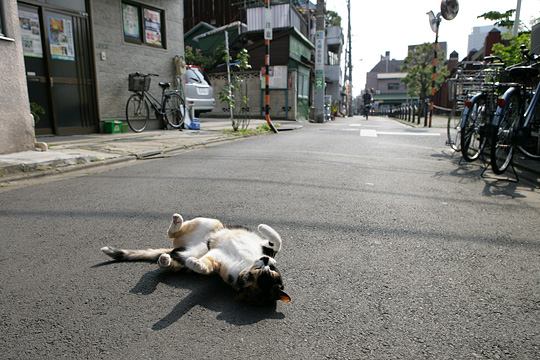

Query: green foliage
left=492, top=33, right=531, bottom=66
left=236, top=48, right=252, bottom=71
left=218, top=49, right=252, bottom=131
left=477, top=9, right=515, bottom=29
left=325, top=10, right=341, bottom=27
left=184, top=46, right=214, bottom=69
left=30, top=102, right=45, bottom=124
left=401, top=43, right=449, bottom=102
left=223, top=123, right=277, bottom=136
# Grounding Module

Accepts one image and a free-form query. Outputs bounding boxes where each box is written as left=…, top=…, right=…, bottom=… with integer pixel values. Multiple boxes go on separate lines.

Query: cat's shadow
left=128, top=267, right=285, bottom=329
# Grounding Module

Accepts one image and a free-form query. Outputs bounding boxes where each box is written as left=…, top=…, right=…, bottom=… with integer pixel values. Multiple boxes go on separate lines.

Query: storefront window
left=122, top=2, right=165, bottom=48
left=122, top=3, right=141, bottom=43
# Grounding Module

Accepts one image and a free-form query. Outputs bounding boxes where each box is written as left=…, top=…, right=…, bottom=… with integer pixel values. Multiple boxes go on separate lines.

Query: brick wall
left=90, top=0, right=184, bottom=129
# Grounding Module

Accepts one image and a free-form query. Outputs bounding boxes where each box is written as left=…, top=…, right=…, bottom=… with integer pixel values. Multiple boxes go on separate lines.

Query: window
left=122, top=2, right=165, bottom=48
left=298, top=71, right=309, bottom=99
left=387, top=82, right=400, bottom=91
left=122, top=3, right=141, bottom=43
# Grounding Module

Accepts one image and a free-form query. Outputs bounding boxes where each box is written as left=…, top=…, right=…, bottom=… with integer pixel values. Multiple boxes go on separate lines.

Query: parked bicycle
left=489, top=47, right=540, bottom=175
left=126, top=72, right=185, bottom=133
left=459, top=57, right=506, bottom=162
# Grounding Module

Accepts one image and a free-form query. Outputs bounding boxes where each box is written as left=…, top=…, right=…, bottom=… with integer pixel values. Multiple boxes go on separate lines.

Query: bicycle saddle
left=158, top=82, right=171, bottom=89
left=507, top=66, right=539, bottom=86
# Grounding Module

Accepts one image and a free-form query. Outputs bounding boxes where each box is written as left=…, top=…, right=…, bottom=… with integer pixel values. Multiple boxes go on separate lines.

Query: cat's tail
left=257, top=224, right=282, bottom=255
left=101, top=246, right=172, bottom=262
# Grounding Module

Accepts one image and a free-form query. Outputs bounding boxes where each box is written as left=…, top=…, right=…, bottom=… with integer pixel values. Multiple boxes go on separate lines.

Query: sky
left=325, top=0, right=540, bottom=96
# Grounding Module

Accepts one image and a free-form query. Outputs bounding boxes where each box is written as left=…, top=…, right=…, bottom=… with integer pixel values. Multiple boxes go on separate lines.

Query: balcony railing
left=247, top=3, right=308, bottom=37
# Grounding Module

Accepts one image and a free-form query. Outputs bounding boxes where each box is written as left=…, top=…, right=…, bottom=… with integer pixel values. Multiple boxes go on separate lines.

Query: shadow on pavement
left=104, top=267, right=286, bottom=328
left=431, top=150, right=538, bottom=196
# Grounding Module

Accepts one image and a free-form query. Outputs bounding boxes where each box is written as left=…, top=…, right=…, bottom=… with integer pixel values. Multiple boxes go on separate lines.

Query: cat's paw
left=158, top=253, right=172, bottom=268
left=167, top=213, right=184, bottom=238
left=101, top=246, right=125, bottom=260
left=185, top=257, right=207, bottom=274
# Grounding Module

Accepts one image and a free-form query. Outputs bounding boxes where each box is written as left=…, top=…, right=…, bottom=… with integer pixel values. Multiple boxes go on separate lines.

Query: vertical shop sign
left=315, top=30, right=325, bottom=89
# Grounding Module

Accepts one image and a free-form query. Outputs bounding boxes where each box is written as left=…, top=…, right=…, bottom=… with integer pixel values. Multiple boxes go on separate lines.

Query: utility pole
left=512, top=0, right=522, bottom=37
left=263, top=0, right=278, bottom=133
left=225, top=31, right=234, bottom=127
left=346, top=0, right=353, bottom=117
left=314, top=0, right=325, bottom=122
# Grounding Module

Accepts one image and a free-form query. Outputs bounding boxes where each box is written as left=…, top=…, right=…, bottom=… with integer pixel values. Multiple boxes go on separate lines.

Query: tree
left=184, top=46, right=214, bottom=69
left=492, top=32, right=531, bottom=66
left=477, top=10, right=516, bottom=29
left=401, top=43, right=449, bottom=111
left=325, top=10, right=341, bottom=27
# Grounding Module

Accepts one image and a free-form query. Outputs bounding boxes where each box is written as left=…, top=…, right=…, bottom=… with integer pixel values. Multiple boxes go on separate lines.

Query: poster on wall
left=122, top=3, right=140, bottom=40
left=19, top=10, right=43, bottom=58
left=143, top=8, right=162, bottom=47
left=48, top=17, right=75, bottom=61
left=260, top=66, right=288, bottom=89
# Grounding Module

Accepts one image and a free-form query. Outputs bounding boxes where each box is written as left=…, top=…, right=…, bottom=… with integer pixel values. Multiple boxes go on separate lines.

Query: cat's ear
left=277, top=290, right=291, bottom=303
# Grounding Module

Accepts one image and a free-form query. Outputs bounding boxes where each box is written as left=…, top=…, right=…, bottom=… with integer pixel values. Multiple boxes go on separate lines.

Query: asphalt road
left=1, top=116, right=539, bottom=359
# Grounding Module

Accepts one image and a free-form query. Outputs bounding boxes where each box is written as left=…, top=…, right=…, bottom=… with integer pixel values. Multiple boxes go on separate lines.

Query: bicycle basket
left=128, top=73, right=150, bottom=92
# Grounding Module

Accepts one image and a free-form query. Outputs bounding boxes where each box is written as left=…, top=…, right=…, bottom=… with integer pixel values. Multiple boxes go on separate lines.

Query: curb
left=0, top=155, right=136, bottom=184
left=0, top=133, right=240, bottom=184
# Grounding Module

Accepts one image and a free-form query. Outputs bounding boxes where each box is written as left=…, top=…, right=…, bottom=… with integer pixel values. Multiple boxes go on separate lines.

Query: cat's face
left=237, top=256, right=291, bottom=305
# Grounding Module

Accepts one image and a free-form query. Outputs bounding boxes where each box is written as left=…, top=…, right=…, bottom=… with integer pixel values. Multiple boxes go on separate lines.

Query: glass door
left=19, top=3, right=98, bottom=136
left=18, top=4, right=53, bottom=135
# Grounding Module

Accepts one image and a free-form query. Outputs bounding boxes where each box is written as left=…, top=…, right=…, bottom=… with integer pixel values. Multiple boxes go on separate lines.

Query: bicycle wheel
left=447, top=112, right=461, bottom=151
left=126, top=93, right=149, bottom=133
left=517, top=101, right=540, bottom=159
left=163, top=92, right=185, bottom=129
left=461, top=96, right=487, bottom=162
left=490, top=92, right=520, bottom=174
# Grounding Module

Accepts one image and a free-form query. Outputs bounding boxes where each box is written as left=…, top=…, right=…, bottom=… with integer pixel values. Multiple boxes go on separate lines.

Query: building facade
left=365, top=51, right=408, bottom=109
left=186, top=1, right=315, bottom=121
left=0, top=0, right=35, bottom=154
left=324, top=25, right=343, bottom=110
left=1, top=0, right=184, bottom=154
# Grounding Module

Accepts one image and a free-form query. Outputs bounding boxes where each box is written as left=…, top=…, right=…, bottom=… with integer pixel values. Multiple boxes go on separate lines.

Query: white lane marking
left=377, top=131, right=440, bottom=136
left=359, top=129, right=440, bottom=137
left=360, top=129, right=378, bottom=137
left=349, top=124, right=362, bottom=127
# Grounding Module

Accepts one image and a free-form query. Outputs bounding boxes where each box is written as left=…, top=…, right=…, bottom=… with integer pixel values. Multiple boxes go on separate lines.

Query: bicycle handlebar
left=133, top=72, right=159, bottom=77
left=484, top=55, right=504, bottom=65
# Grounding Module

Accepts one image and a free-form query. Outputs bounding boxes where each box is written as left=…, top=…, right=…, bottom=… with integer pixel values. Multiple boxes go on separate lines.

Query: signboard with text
left=315, top=30, right=325, bottom=70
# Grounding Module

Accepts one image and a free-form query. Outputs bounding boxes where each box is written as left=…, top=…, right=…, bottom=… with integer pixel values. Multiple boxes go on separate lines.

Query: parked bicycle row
left=442, top=45, right=540, bottom=178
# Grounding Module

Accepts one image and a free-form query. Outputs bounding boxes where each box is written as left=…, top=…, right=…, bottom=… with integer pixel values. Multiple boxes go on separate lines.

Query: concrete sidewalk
left=393, top=114, right=540, bottom=183
left=0, top=118, right=302, bottom=183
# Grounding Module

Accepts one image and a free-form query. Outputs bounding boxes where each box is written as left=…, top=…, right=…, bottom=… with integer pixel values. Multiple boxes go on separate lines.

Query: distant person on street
left=362, top=89, right=373, bottom=119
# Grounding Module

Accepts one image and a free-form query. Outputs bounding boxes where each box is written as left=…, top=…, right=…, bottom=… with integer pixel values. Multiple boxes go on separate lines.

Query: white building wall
left=0, top=0, right=35, bottom=154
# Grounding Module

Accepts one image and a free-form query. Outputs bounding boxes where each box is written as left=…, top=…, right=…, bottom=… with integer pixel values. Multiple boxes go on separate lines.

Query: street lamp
left=426, top=0, right=459, bottom=127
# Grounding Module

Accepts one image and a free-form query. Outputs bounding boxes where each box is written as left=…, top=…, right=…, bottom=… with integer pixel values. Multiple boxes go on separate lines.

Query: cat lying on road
left=101, top=213, right=291, bottom=305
